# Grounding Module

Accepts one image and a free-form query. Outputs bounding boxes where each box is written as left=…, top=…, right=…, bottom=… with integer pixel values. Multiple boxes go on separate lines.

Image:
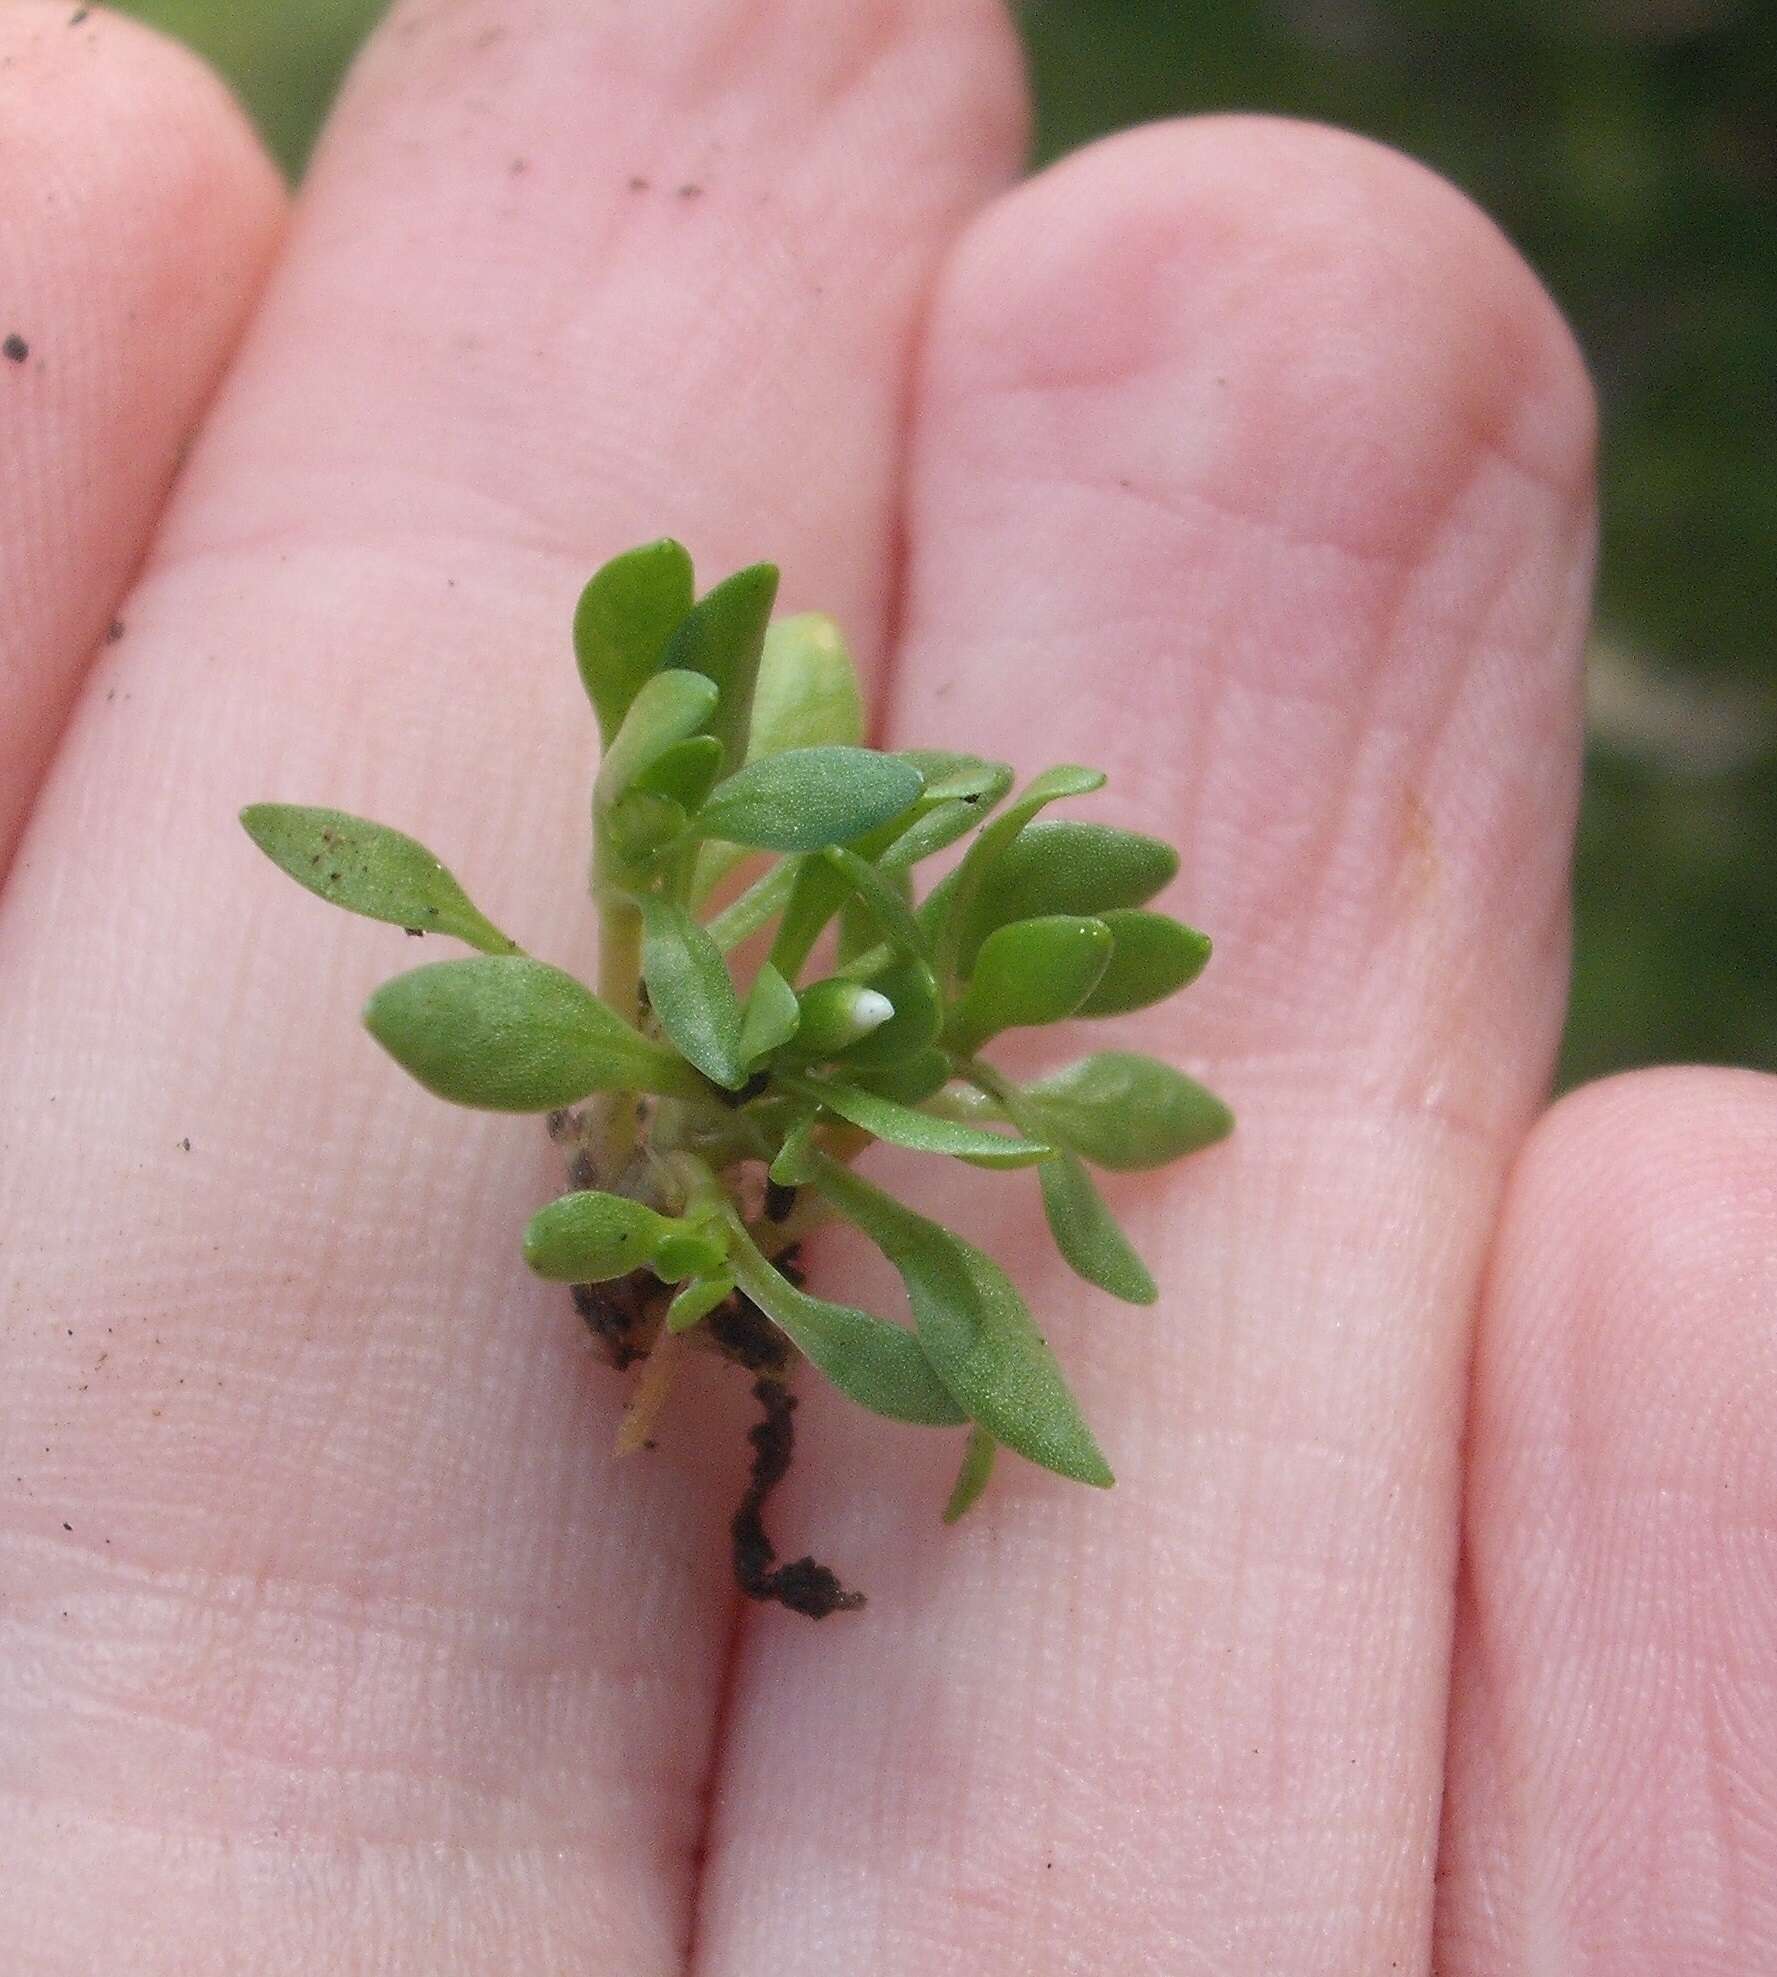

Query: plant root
left=566, top=1239, right=865, bottom=1616
left=732, top=1373, right=865, bottom=1620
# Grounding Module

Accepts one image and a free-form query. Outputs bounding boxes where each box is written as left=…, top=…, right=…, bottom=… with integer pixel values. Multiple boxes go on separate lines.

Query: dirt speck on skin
left=177, top=1138, right=191, bottom=1152
left=70, top=7, right=90, bottom=22
left=4, top=334, right=28, bottom=364
left=676, top=183, right=704, bottom=200
left=106, top=619, right=125, bottom=643
left=627, top=175, right=651, bottom=193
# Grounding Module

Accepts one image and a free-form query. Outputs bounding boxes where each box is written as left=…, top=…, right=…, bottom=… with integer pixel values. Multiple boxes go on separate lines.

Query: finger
left=0, top=2, right=282, bottom=874
left=0, top=0, right=1024, bottom=1966
left=696, top=118, right=1595, bottom=1973
left=1436, top=1067, right=1777, bottom=1973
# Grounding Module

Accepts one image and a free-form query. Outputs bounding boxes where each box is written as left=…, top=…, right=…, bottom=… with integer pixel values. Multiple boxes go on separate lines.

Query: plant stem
left=598, top=894, right=643, bottom=1023
left=613, top=1323, right=681, bottom=1456
left=593, top=819, right=645, bottom=1175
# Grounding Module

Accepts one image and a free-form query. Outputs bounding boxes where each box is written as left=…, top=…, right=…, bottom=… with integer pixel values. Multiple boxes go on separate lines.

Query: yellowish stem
left=614, top=1322, right=680, bottom=1456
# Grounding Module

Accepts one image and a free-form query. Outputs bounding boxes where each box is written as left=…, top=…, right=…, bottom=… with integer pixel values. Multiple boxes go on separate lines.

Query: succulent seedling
left=242, top=540, right=1232, bottom=1615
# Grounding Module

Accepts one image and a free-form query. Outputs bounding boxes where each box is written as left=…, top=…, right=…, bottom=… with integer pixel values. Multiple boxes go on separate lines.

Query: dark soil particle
left=763, top=1180, right=797, bottom=1224
left=571, top=1273, right=652, bottom=1369
left=718, top=1254, right=862, bottom=1616
left=4, top=335, right=28, bottom=363
left=564, top=1228, right=861, bottom=1615
left=704, top=1286, right=790, bottom=1375
left=732, top=1376, right=864, bottom=1619
left=106, top=618, right=125, bottom=642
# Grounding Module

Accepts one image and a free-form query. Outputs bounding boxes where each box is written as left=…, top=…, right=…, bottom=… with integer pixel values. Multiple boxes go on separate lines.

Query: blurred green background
left=116, top=0, right=1775, bottom=1087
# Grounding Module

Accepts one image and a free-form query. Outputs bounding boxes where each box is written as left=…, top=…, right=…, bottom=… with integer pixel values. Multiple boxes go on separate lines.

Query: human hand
left=4, top=4, right=1772, bottom=1970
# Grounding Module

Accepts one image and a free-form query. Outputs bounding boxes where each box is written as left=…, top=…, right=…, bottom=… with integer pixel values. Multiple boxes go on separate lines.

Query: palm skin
left=3, top=3, right=1773, bottom=1971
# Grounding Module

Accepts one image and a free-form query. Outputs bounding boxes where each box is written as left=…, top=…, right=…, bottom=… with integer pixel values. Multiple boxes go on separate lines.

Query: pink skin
left=0, top=8, right=283, bottom=869
left=0, top=2, right=1770, bottom=1970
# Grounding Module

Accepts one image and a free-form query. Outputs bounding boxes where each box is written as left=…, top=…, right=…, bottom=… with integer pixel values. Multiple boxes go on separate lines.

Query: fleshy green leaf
left=632, top=733, right=723, bottom=811
left=697, top=747, right=924, bottom=853
left=1076, top=910, right=1212, bottom=1016
left=574, top=538, right=695, bottom=745
left=661, top=562, right=779, bottom=774
left=763, top=854, right=839, bottom=981
left=850, top=1047, right=951, bottom=1108
left=603, top=790, right=689, bottom=869
left=652, top=1225, right=730, bottom=1281
left=687, top=611, right=866, bottom=900
left=943, top=1425, right=998, bottom=1524
left=945, top=914, right=1113, bottom=1052
left=240, top=805, right=517, bottom=954
left=363, top=956, right=703, bottom=1110
left=594, top=668, right=719, bottom=806
left=1039, top=1153, right=1157, bottom=1304
left=739, top=961, right=801, bottom=1065
left=898, top=752, right=1014, bottom=805
left=666, top=1273, right=736, bottom=1333
left=790, top=1075, right=1050, bottom=1164
left=768, top=1112, right=818, bottom=1186
left=761, top=823, right=927, bottom=982
left=809, top=1153, right=1113, bottom=1487
left=822, top=846, right=927, bottom=960
left=837, top=957, right=943, bottom=1070
left=524, top=1190, right=676, bottom=1282
left=954, top=819, right=1177, bottom=974
left=1020, top=1052, right=1234, bottom=1171
left=925, top=764, right=1105, bottom=983
left=876, top=757, right=1016, bottom=876
left=638, top=896, right=748, bottom=1089
left=747, top=613, right=864, bottom=757
left=836, top=890, right=886, bottom=967
left=725, top=1221, right=966, bottom=1426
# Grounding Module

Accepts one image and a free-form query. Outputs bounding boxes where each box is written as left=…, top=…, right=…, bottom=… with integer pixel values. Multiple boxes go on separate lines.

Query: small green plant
left=242, top=540, right=1231, bottom=1615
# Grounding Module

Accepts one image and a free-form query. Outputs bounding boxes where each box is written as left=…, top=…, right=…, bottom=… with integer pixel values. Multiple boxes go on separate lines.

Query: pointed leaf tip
left=661, top=560, right=779, bottom=774
left=574, top=538, right=696, bottom=744
left=810, top=1153, right=1114, bottom=1489
left=1021, top=1052, right=1233, bottom=1171
left=1039, top=1153, right=1158, bottom=1305
left=240, top=803, right=517, bottom=953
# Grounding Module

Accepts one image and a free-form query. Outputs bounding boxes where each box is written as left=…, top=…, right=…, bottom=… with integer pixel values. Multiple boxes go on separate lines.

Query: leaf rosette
left=243, top=539, right=1233, bottom=1608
